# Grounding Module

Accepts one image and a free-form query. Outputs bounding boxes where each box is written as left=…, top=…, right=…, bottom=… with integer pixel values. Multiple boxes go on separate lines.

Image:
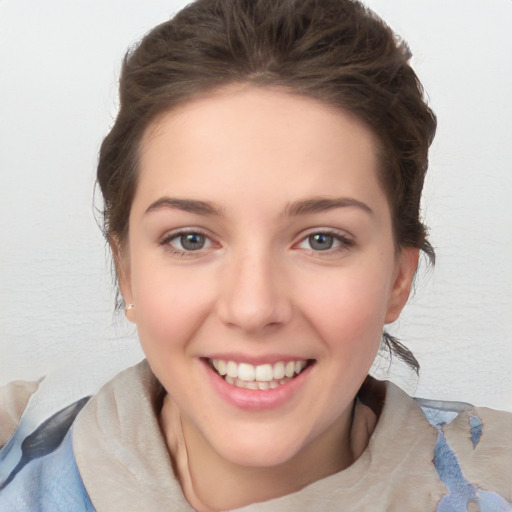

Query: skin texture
left=118, top=86, right=418, bottom=510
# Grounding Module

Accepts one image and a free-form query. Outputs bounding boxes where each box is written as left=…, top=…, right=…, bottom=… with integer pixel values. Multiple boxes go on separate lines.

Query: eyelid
left=159, top=227, right=219, bottom=256
left=159, top=226, right=209, bottom=242
left=295, top=227, right=354, bottom=242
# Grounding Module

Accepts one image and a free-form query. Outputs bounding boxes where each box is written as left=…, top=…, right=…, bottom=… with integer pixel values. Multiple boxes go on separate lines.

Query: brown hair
left=96, top=0, right=436, bottom=371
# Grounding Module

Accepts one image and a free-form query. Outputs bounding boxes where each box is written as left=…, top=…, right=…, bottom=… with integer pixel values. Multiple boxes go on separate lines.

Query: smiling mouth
left=206, top=358, right=314, bottom=390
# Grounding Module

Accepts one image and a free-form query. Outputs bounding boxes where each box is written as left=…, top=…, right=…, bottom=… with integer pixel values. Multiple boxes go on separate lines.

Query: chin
left=223, top=442, right=304, bottom=469
left=210, top=423, right=314, bottom=469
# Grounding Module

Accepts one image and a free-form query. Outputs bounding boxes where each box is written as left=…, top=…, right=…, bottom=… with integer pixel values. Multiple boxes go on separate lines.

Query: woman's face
left=120, top=86, right=417, bottom=471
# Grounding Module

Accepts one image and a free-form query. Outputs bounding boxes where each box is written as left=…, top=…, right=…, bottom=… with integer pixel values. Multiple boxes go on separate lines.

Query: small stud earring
left=125, top=304, right=135, bottom=311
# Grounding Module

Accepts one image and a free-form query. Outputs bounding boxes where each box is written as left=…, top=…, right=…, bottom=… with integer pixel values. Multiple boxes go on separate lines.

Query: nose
left=216, top=246, right=292, bottom=334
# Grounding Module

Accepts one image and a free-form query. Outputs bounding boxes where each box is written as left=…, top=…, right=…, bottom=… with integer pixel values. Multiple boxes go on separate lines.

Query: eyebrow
left=144, top=196, right=373, bottom=217
left=285, top=197, right=374, bottom=216
left=145, top=197, right=223, bottom=216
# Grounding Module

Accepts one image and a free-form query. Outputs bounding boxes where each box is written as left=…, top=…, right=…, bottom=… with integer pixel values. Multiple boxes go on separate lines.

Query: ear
left=109, top=235, right=136, bottom=323
left=385, top=247, right=419, bottom=324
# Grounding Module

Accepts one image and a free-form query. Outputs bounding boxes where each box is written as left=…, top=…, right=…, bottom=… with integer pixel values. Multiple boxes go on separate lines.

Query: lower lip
left=202, top=360, right=312, bottom=411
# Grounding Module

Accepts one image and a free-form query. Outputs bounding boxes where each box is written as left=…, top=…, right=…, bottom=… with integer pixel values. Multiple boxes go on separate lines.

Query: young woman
left=1, top=0, right=511, bottom=510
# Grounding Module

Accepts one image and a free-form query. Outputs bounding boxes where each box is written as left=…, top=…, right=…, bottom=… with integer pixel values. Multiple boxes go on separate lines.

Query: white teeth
left=226, top=361, right=238, bottom=378
left=273, top=361, right=285, bottom=380
left=218, top=360, right=227, bottom=376
left=238, top=363, right=255, bottom=381
left=295, top=360, right=306, bottom=374
left=255, top=364, right=273, bottom=382
left=229, top=378, right=283, bottom=390
left=210, top=358, right=309, bottom=388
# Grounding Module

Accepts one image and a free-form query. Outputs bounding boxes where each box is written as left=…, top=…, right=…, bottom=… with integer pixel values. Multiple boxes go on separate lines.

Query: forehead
left=136, top=86, right=386, bottom=214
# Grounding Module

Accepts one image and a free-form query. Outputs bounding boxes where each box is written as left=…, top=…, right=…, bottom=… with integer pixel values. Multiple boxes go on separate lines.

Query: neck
left=161, top=398, right=356, bottom=512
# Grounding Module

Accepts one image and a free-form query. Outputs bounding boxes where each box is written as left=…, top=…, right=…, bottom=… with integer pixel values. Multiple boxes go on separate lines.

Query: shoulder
left=0, top=379, right=41, bottom=447
left=0, top=378, right=91, bottom=505
left=415, top=396, right=512, bottom=510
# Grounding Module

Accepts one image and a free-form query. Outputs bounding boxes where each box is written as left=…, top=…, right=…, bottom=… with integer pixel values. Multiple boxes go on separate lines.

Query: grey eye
left=308, top=233, right=334, bottom=251
left=180, top=233, right=206, bottom=251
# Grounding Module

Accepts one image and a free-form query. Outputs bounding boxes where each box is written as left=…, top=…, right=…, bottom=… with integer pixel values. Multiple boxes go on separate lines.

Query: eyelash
left=159, top=229, right=214, bottom=257
left=295, top=230, right=355, bottom=256
left=159, top=229, right=355, bottom=257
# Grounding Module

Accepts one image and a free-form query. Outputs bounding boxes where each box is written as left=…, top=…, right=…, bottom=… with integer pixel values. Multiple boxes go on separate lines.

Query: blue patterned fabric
left=469, top=415, right=483, bottom=448
left=0, top=429, right=94, bottom=512
left=417, top=403, right=512, bottom=512
left=433, top=427, right=511, bottom=512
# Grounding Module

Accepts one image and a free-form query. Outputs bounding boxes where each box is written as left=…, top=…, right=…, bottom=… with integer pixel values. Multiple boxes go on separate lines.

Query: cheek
left=129, top=256, right=215, bottom=352
left=296, top=263, right=393, bottom=354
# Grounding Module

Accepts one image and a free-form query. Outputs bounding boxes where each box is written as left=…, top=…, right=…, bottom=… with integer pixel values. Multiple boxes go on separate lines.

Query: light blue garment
left=0, top=429, right=94, bottom=512
left=417, top=401, right=512, bottom=512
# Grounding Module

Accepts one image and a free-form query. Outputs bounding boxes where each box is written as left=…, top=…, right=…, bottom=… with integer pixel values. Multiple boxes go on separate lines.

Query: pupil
left=309, top=233, right=333, bottom=251
left=181, top=233, right=205, bottom=251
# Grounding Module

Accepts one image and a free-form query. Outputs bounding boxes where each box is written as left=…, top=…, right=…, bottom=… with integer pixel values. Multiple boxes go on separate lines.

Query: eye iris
left=309, top=233, right=334, bottom=250
left=180, top=233, right=205, bottom=251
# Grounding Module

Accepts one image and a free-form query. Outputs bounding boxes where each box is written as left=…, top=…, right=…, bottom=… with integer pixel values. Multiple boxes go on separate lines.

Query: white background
left=1, top=0, right=511, bottom=410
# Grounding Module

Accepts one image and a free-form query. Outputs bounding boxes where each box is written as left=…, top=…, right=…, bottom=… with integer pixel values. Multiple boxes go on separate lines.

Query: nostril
left=215, top=260, right=292, bottom=331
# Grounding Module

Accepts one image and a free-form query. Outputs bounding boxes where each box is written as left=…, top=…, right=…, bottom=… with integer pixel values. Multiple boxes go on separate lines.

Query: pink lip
left=201, top=359, right=312, bottom=411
